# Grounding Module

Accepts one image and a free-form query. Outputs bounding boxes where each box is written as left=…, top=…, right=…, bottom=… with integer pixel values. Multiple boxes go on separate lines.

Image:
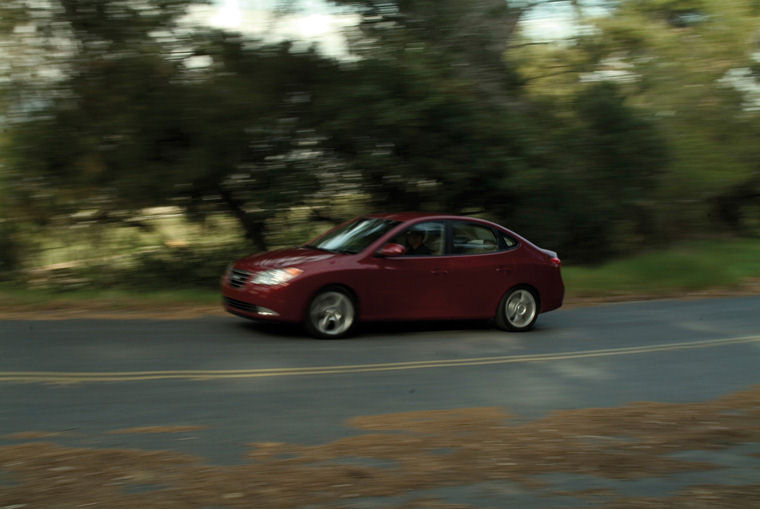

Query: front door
left=360, top=221, right=451, bottom=321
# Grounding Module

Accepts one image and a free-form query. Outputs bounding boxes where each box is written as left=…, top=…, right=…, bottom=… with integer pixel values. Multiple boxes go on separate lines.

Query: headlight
left=251, top=267, right=303, bottom=286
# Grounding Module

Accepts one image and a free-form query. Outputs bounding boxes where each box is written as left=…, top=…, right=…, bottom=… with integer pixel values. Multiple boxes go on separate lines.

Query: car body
left=221, top=213, right=564, bottom=338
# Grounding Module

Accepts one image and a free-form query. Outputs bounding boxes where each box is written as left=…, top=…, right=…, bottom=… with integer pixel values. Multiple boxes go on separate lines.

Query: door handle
left=431, top=269, right=449, bottom=276
left=496, top=265, right=511, bottom=273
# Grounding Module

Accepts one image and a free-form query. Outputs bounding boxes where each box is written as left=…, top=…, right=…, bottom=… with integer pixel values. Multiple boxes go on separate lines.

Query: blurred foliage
left=16, top=214, right=253, bottom=291
left=92, top=245, right=245, bottom=290
left=0, top=0, right=758, bottom=283
left=511, top=0, right=760, bottom=240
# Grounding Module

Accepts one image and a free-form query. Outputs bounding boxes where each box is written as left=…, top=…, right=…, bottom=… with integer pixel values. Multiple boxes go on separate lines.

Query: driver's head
left=407, top=230, right=424, bottom=246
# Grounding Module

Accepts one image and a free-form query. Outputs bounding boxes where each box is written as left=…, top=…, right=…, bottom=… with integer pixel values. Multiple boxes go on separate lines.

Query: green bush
left=111, top=245, right=251, bottom=290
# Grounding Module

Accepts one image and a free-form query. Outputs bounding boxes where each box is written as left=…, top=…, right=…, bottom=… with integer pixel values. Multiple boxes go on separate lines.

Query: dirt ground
left=1, top=387, right=759, bottom=508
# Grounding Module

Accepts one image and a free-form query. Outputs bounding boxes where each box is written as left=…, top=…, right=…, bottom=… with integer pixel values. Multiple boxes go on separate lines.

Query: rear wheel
left=496, top=287, right=538, bottom=332
left=305, top=288, right=356, bottom=339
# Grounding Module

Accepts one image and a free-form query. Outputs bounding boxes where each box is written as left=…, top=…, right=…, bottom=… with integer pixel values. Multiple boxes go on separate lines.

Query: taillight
left=550, top=256, right=561, bottom=268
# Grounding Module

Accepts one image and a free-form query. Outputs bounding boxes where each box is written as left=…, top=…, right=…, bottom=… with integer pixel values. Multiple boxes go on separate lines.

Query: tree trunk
left=217, top=186, right=268, bottom=252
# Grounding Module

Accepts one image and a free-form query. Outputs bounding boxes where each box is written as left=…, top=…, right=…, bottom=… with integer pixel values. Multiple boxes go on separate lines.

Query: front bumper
left=221, top=277, right=305, bottom=322
left=222, top=296, right=280, bottom=317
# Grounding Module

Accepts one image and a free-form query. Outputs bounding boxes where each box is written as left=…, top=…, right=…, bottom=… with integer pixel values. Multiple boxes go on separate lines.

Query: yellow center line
left=1, top=335, right=759, bottom=384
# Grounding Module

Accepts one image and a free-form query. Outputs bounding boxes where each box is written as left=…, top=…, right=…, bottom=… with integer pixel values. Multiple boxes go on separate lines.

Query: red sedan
left=221, top=213, right=564, bottom=338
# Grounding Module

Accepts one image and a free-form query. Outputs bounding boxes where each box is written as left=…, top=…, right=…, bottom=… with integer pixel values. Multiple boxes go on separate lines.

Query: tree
left=2, top=0, right=338, bottom=251
left=316, top=0, right=669, bottom=261
left=512, top=0, right=760, bottom=238
left=318, top=0, right=552, bottom=214
left=1, top=0, right=684, bottom=265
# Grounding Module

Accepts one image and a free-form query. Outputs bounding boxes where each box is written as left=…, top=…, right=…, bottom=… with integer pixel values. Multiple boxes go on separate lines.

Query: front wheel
left=305, top=288, right=356, bottom=339
left=495, top=287, right=538, bottom=332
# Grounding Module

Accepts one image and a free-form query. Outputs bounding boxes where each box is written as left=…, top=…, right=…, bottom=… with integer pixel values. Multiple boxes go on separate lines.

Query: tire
left=305, top=287, right=357, bottom=339
left=495, top=287, right=539, bottom=332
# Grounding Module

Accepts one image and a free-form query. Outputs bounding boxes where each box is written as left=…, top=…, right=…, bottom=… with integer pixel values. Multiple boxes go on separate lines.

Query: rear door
left=441, top=220, right=519, bottom=318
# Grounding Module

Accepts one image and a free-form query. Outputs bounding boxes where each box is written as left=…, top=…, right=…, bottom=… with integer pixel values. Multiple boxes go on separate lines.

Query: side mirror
left=377, top=243, right=406, bottom=257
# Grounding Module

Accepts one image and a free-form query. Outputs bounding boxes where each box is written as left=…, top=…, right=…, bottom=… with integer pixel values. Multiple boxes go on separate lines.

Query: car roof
left=365, top=212, right=527, bottom=241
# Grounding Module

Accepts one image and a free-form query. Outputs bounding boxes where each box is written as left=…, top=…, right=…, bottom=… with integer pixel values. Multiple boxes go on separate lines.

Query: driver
left=405, top=229, right=431, bottom=255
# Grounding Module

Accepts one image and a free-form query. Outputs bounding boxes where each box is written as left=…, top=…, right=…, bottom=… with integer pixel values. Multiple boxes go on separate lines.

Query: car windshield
left=305, top=218, right=400, bottom=254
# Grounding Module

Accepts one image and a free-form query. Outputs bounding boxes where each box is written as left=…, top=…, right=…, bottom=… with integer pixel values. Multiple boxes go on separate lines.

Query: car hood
left=235, top=247, right=337, bottom=271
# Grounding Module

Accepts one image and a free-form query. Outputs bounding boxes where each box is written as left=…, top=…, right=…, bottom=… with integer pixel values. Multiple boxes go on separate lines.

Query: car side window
left=499, top=231, right=518, bottom=249
left=450, top=221, right=500, bottom=255
left=390, top=221, right=445, bottom=256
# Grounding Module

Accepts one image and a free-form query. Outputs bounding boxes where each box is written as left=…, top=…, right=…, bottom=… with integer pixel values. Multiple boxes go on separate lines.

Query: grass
left=563, top=238, right=760, bottom=299
left=0, top=285, right=219, bottom=313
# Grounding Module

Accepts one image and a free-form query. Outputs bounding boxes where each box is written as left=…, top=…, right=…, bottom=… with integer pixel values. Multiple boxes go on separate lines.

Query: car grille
left=228, top=268, right=251, bottom=288
left=223, top=296, right=258, bottom=313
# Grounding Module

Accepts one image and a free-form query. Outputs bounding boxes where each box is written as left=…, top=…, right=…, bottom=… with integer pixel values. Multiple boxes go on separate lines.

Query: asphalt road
left=1, top=296, right=760, bottom=507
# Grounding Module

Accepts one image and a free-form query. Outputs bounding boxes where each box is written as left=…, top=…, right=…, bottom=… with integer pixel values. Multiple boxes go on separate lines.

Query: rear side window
left=450, top=221, right=500, bottom=255
left=499, top=231, right=518, bottom=249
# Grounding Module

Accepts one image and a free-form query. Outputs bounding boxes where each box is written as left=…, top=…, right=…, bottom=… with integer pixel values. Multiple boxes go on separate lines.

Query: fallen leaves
left=2, top=387, right=760, bottom=507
